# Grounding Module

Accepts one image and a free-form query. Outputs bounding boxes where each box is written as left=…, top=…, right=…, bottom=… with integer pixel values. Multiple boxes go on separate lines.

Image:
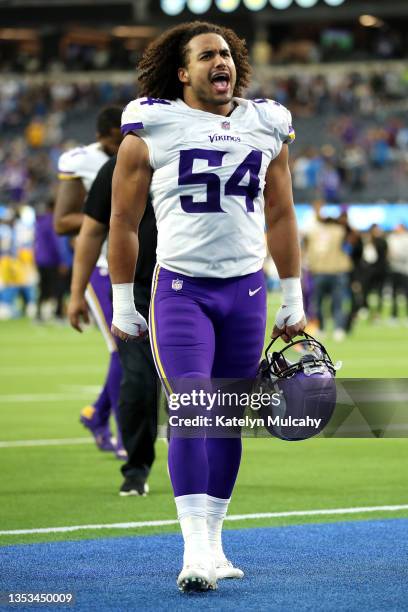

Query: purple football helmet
left=254, top=332, right=337, bottom=441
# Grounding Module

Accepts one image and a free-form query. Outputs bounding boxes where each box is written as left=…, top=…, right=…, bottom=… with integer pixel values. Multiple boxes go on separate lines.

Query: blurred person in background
left=360, top=224, right=388, bottom=320
left=54, top=106, right=125, bottom=458
left=0, top=208, right=19, bottom=319
left=291, top=148, right=310, bottom=193
left=25, top=116, right=46, bottom=149
left=0, top=207, right=36, bottom=319
left=300, top=258, right=318, bottom=335
left=305, top=202, right=352, bottom=340
left=319, top=158, right=341, bottom=203
left=0, top=155, right=28, bottom=204
left=34, top=199, right=69, bottom=321
left=338, top=210, right=363, bottom=331
left=369, top=128, right=391, bottom=169
left=291, top=147, right=323, bottom=202
left=318, top=146, right=342, bottom=203
left=387, top=224, right=408, bottom=323
left=305, top=147, right=323, bottom=193
left=340, top=144, right=367, bottom=192
left=68, top=157, right=159, bottom=497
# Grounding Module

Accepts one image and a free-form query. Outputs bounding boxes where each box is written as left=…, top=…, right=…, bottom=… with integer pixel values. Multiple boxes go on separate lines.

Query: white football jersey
left=121, top=97, right=295, bottom=278
left=58, top=142, right=110, bottom=268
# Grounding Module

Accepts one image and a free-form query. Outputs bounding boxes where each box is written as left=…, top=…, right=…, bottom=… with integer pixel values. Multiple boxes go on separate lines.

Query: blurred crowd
left=2, top=69, right=407, bottom=133
left=0, top=69, right=407, bottom=208
left=2, top=200, right=408, bottom=333
left=303, top=208, right=408, bottom=339
left=290, top=116, right=408, bottom=203
left=265, top=204, right=408, bottom=340
left=0, top=36, right=145, bottom=75
left=0, top=65, right=408, bottom=328
left=0, top=203, right=72, bottom=320
left=1, top=23, right=407, bottom=74
left=0, top=79, right=137, bottom=206
left=255, top=69, right=408, bottom=202
left=0, top=79, right=136, bottom=132
left=253, top=70, right=408, bottom=117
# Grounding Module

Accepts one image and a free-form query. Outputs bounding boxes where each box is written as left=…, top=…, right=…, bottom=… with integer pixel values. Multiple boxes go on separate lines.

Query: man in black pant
left=67, top=155, right=158, bottom=496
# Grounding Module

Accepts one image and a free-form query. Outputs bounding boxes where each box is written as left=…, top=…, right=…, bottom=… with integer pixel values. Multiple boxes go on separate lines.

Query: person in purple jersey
left=34, top=199, right=67, bottom=321
left=108, top=22, right=306, bottom=593
left=54, top=107, right=125, bottom=457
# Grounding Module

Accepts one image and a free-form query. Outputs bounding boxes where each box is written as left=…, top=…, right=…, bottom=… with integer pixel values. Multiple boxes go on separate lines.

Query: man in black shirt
left=68, top=156, right=158, bottom=496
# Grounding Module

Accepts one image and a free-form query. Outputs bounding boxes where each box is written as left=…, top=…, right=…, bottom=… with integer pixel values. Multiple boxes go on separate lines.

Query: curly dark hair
left=138, top=21, right=251, bottom=100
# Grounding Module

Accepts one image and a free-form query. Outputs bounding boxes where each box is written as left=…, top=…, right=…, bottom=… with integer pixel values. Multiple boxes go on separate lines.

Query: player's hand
left=111, top=310, right=148, bottom=342
left=111, top=283, right=148, bottom=342
left=68, top=294, right=90, bottom=333
left=272, top=304, right=307, bottom=343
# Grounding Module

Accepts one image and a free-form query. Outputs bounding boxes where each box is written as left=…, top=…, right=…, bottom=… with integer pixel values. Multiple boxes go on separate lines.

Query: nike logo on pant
left=249, top=286, right=262, bottom=297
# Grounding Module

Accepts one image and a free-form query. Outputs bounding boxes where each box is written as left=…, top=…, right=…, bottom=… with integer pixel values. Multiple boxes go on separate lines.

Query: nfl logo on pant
left=172, top=278, right=183, bottom=291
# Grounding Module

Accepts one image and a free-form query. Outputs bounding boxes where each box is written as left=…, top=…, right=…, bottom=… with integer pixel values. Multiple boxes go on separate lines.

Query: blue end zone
left=1, top=519, right=407, bottom=611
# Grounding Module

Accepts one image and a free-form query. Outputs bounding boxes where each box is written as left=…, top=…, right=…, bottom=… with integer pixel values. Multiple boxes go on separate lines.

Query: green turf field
left=1, top=307, right=408, bottom=547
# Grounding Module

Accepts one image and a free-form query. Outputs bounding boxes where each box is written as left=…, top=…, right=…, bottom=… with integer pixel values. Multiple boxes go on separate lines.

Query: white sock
left=207, top=495, right=230, bottom=562
left=175, top=494, right=211, bottom=566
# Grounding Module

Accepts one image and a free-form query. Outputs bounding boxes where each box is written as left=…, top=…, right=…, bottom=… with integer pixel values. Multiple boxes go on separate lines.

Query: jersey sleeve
left=121, top=100, right=146, bottom=137
left=57, top=147, right=86, bottom=180
left=267, top=100, right=295, bottom=145
left=121, top=98, right=173, bottom=169
left=83, top=157, right=115, bottom=226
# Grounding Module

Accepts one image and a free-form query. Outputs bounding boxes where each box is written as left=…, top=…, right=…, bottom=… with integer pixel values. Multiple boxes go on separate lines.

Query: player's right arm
left=109, top=135, right=152, bottom=341
left=54, top=151, right=86, bottom=235
left=68, top=215, right=107, bottom=332
left=54, top=180, right=86, bottom=235
left=68, top=156, right=114, bottom=332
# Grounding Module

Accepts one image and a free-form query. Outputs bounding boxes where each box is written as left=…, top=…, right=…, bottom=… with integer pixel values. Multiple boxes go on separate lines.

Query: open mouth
left=210, top=72, right=230, bottom=94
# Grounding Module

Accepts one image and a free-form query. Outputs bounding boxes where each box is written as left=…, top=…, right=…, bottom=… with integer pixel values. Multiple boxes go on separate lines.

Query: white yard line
left=0, top=438, right=93, bottom=448
left=0, top=393, right=95, bottom=403
left=0, top=366, right=105, bottom=375
left=1, top=505, right=407, bottom=536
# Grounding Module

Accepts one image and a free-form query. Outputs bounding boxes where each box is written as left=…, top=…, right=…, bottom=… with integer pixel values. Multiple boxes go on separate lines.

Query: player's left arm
left=264, top=144, right=306, bottom=342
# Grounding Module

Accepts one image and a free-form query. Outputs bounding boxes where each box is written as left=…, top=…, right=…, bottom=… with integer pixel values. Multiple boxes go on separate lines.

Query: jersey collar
left=174, top=97, right=246, bottom=120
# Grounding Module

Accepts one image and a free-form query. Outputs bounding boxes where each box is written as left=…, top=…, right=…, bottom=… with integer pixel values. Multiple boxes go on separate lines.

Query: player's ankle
left=208, top=539, right=225, bottom=558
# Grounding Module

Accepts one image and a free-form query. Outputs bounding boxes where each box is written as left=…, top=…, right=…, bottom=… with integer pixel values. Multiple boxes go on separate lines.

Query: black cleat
left=119, top=477, right=149, bottom=497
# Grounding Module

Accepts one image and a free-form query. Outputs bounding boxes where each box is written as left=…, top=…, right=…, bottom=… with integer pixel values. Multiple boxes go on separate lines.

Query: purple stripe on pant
left=150, top=266, right=266, bottom=499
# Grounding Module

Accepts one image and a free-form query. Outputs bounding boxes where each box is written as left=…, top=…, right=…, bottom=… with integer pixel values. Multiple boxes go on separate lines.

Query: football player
left=108, top=22, right=306, bottom=591
left=55, top=107, right=125, bottom=457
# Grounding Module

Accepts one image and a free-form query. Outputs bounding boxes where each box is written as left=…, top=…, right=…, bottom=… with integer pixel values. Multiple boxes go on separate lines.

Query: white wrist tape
left=275, top=277, right=304, bottom=330
left=112, top=283, right=135, bottom=314
left=111, top=283, right=148, bottom=337
left=280, top=277, right=303, bottom=305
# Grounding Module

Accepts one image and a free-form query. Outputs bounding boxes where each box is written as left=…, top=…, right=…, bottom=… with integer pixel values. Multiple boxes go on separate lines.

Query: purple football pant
left=150, top=266, right=266, bottom=499
left=85, top=268, right=122, bottom=435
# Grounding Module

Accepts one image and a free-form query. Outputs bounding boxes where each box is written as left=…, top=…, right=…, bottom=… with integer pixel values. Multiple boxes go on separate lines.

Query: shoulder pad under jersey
left=121, top=97, right=174, bottom=136
left=251, top=98, right=295, bottom=144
